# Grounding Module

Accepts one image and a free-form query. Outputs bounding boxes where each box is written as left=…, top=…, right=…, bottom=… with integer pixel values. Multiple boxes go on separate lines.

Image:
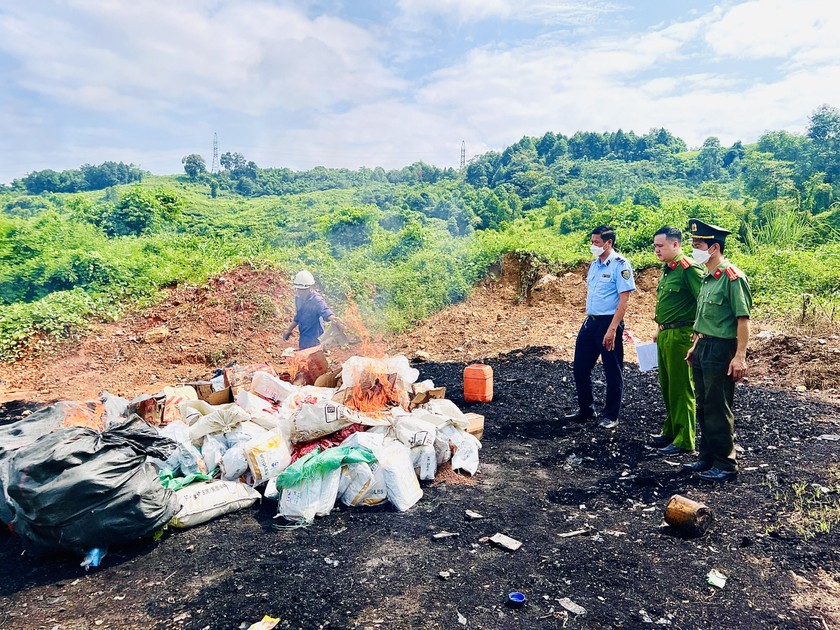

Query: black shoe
left=682, top=460, right=713, bottom=473
left=698, top=468, right=737, bottom=482
left=658, top=443, right=691, bottom=456
left=598, top=417, right=618, bottom=429
left=650, top=434, right=672, bottom=448
left=564, top=411, right=596, bottom=422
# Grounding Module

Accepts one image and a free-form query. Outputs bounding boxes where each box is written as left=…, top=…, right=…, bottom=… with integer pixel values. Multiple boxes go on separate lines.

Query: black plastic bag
left=6, top=415, right=179, bottom=555
left=0, top=401, right=77, bottom=525
left=0, top=395, right=130, bottom=525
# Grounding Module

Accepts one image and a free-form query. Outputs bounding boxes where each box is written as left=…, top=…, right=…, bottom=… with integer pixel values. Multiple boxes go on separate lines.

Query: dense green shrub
left=4, top=110, right=840, bottom=359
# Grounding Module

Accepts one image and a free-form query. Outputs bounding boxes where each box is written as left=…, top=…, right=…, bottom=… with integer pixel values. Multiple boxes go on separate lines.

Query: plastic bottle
left=463, top=364, right=493, bottom=403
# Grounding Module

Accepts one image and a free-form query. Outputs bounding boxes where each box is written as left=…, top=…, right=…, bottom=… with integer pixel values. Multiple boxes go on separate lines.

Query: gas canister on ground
left=463, top=364, right=493, bottom=403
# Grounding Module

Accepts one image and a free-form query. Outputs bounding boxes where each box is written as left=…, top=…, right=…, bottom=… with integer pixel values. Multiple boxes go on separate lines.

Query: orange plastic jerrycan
left=464, top=364, right=493, bottom=403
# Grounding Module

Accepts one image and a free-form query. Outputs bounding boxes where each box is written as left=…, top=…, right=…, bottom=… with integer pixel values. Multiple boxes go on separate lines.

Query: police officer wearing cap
left=565, top=225, right=636, bottom=429
left=651, top=226, right=704, bottom=455
left=683, top=219, right=752, bottom=482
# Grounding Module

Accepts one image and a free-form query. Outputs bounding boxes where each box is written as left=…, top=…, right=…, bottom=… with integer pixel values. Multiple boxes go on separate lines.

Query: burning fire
left=342, top=301, right=386, bottom=359
left=282, top=355, right=310, bottom=385
left=348, top=369, right=403, bottom=413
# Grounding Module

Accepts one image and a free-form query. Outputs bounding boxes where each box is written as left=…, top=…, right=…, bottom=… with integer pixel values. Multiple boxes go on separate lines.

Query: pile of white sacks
left=160, top=355, right=481, bottom=527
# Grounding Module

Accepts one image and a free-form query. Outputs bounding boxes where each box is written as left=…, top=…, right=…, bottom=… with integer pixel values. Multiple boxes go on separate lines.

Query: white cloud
left=404, top=3, right=840, bottom=151
left=396, top=0, right=613, bottom=24
left=256, top=99, right=485, bottom=170
left=2, top=0, right=840, bottom=182
left=704, top=0, right=840, bottom=61
left=0, top=0, right=401, bottom=120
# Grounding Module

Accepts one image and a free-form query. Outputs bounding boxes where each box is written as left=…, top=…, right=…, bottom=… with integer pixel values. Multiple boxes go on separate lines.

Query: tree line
left=5, top=161, right=146, bottom=195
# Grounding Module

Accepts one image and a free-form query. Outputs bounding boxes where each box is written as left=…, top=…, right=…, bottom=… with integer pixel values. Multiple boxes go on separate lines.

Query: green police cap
left=689, top=218, right=731, bottom=241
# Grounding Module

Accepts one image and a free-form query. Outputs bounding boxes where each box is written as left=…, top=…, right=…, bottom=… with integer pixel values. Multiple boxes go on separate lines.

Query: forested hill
left=1, top=105, right=839, bottom=360
left=7, top=105, right=840, bottom=221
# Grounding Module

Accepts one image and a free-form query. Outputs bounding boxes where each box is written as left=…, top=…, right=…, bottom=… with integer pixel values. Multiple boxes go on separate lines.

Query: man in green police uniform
left=683, top=219, right=752, bottom=482
left=651, top=226, right=704, bottom=456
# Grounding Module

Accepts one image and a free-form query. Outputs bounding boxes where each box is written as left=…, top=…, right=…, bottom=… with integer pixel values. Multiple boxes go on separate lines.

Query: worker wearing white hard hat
left=282, top=270, right=342, bottom=349
left=292, top=270, right=315, bottom=289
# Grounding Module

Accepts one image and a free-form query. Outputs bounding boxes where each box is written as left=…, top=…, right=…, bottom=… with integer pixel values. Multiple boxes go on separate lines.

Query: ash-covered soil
left=1, top=347, right=839, bottom=630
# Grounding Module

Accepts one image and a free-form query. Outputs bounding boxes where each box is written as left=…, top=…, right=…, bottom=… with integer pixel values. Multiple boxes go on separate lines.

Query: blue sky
left=1, top=0, right=839, bottom=183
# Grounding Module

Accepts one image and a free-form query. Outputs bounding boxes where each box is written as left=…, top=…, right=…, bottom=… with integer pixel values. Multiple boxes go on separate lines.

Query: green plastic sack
left=159, top=469, right=214, bottom=491
left=275, top=446, right=377, bottom=490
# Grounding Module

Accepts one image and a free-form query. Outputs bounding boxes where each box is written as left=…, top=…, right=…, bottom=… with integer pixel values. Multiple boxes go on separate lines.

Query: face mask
left=692, top=248, right=711, bottom=264
left=590, top=244, right=605, bottom=257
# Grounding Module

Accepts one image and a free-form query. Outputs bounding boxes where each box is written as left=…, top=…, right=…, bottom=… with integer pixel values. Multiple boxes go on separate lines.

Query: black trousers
left=693, top=337, right=738, bottom=471
left=573, top=316, right=625, bottom=420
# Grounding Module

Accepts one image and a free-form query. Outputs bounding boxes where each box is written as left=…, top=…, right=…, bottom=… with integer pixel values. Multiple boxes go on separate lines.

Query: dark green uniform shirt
left=694, top=260, right=752, bottom=339
left=655, top=252, right=704, bottom=324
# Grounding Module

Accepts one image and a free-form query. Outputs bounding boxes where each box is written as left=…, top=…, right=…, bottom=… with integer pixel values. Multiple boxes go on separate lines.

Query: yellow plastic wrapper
left=247, top=615, right=280, bottom=630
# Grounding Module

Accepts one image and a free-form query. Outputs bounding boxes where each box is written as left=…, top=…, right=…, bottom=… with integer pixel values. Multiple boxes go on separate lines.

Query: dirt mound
left=0, top=265, right=297, bottom=402
left=2, top=256, right=838, bottom=404
left=388, top=255, right=660, bottom=366
left=389, top=255, right=840, bottom=404
left=748, top=331, right=840, bottom=395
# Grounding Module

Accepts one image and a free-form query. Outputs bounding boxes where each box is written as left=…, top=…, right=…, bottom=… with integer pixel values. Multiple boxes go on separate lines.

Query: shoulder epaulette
left=614, top=256, right=627, bottom=264
left=679, top=257, right=691, bottom=269
left=725, top=266, right=739, bottom=281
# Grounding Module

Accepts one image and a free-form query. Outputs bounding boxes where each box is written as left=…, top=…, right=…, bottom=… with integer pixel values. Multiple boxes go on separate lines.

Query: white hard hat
left=293, top=270, right=315, bottom=289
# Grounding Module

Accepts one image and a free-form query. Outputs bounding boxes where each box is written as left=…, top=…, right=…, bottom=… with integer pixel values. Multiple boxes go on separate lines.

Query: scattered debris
left=246, top=615, right=280, bottom=630
left=489, top=533, right=522, bottom=551
left=433, top=531, right=460, bottom=539
left=465, top=509, right=484, bottom=521
left=664, top=494, right=713, bottom=538
left=558, top=597, right=586, bottom=616
left=707, top=569, right=727, bottom=588
left=603, top=529, right=627, bottom=537
left=557, top=528, right=591, bottom=538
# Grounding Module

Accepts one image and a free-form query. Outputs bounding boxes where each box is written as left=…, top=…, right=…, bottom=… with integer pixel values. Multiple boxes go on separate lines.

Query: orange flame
left=281, top=355, right=310, bottom=386
left=342, top=300, right=386, bottom=359
left=348, top=371, right=400, bottom=413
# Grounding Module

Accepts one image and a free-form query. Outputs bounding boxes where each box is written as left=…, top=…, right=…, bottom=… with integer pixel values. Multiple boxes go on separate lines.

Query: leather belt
left=658, top=321, right=693, bottom=331
left=587, top=314, right=614, bottom=320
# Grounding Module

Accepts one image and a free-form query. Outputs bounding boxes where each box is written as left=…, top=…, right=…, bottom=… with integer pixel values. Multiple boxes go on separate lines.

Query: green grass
left=2, top=176, right=839, bottom=361
left=766, top=469, right=840, bottom=540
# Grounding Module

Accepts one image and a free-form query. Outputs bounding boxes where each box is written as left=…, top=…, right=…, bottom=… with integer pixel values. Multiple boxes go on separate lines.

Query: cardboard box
left=224, top=363, right=277, bottom=395
left=204, top=387, right=232, bottom=405
left=279, top=346, right=330, bottom=386
left=127, top=393, right=165, bottom=426
left=314, top=367, right=343, bottom=389
left=463, top=412, right=485, bottom=440
left=187, top=381, right=233, bottom=405
left=409, top=386, right=446, bottom=410
left=295, top=346, right=329, bottom=384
